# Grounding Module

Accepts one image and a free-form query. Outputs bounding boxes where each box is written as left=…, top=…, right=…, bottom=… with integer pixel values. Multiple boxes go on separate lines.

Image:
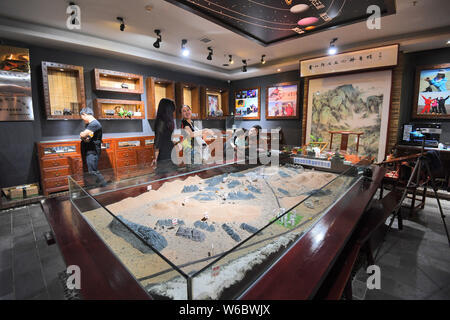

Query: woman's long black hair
left=155, top=98, right=175, bottom=132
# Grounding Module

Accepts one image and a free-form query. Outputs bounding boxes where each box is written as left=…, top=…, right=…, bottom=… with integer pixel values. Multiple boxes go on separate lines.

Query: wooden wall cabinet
left=146, top=77, right=176, bottom=119
left=41, top=61, right=86, bottom=120
left=201, top=87, right=229, bottom=120
left=92, top=68, right=144, bottom=94
left=94, top=99, right=145, bottom=120
left=176, top=83, right=201, bottom=119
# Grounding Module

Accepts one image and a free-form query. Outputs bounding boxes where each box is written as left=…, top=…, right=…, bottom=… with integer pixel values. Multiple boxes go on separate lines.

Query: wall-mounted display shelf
left=176, top=82, right=201, bottom=119
left=92, top=68, right=144, bottom=94
left=146, top=77, right=176, bottom=119
left=41, top=61, right=86, bottom=120
left=94, top=98, right=145, bottom=120
left=201, top=87, right=229, bottom=119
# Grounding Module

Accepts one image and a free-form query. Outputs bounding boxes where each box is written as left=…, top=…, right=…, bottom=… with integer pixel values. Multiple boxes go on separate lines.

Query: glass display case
left=68, top=158, right=364, bottom=300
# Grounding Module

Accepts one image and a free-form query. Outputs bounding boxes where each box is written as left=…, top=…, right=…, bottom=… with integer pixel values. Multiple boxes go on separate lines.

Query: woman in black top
left=152, top=98, right=176, bottom=172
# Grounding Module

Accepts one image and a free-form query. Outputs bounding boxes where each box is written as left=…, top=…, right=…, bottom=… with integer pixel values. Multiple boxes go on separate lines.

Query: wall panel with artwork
left=413, top=63, right=450, bottom=119
left=305, top=70, right=392, bottom=162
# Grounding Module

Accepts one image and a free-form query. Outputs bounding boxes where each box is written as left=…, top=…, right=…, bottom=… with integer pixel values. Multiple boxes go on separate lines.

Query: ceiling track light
left=153, top=29, right=162, bottom=49
left=181, top=39, right=189, bottom=57
left=228, top=54, right=234, bottom=64
left=117, top=17, right=125, bottom=32
left=328, top=37, right=338, bottom=55
left=207, top=47, right=213, bottom=61
left=242, top=59, right=247, bottom=72
left=261, top=54, right=266, bottom=64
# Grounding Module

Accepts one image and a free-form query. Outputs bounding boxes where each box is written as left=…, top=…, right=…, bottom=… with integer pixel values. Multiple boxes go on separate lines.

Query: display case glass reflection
left=44, top=145, right=76, bottom=155
left=118, top=140, right=140, bottom=148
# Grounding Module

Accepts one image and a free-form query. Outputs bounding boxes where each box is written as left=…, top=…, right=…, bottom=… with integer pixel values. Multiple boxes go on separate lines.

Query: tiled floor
left=1, top=197, right=449, bottom=300
left=0, top=203, right=66, bottom=300
left=353, top=197, right=450, bottom=300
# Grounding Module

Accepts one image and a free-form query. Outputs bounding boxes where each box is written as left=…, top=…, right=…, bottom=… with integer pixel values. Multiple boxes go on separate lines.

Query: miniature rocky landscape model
left=81, top=164, right=358, bottom=299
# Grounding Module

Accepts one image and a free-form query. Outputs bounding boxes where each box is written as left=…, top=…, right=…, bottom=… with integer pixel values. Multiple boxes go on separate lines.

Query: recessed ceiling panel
left=165, top=0, right=396, bottom=46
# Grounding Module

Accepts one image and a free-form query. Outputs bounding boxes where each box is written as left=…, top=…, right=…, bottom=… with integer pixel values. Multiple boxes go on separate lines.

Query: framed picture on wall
left=305, top=70, right=392, bottom=162
left=413, top=63, right=450, bottom=119
left=234, top=87, right=260, bottom=120
left=265, top=82, right=299, bottom=119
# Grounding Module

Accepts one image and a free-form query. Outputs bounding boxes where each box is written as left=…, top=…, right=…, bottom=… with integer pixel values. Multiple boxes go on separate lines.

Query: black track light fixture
left=153, top=29, right=162, bottom=49
left=181, top=39, right=189, bottom=56
left=207, top=47, right=213, bottom=61
left=117, top=17, right=125, bottom=32
left=242, top=59, right=247, bottom=72
left=261, top=54, right=266, bottom=64
left=229, top=55, right=234, bottom=64
left=328, top=37, right=338, bottom=55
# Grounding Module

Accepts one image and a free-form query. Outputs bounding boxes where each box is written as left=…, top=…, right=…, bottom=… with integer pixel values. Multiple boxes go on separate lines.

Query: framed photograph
left=266, top=82, right=299, bottom=119
left=206, top=93, right=221, bottom=117
left=305, top=70, right=392, bottom=162
left=413, top=63, right=450, bottom=119
left=0, top=45, right=34, bottom=121
left=234, top=87, right=260, bottom=120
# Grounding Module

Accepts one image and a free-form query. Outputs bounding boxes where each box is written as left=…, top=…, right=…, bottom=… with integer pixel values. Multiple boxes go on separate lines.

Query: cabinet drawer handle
left=53, top=161, right=59, bottom=166
left=55, top=173, right=60, bottom=177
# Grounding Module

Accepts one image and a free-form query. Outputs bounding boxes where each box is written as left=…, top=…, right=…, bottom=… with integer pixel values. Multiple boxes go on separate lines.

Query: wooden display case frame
left=94, top=98, right=145, bottom=120
left=176, top=82, right=201, bottom=120
left=41, top=61, right=86, bottom=120
left=201, top=87, right=229, bottom=120
left=92, top=68, right=144, bottom=94
left=146, top=77, right=176, bottom=119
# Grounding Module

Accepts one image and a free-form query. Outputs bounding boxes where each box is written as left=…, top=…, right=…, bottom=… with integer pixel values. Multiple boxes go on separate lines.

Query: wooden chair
left=329, top=131, right=364, bottom=153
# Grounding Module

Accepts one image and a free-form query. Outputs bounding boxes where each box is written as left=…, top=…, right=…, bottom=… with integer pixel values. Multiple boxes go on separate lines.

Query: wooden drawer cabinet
left=44, top=176, right=69, bottom=189
left=42, top=157, right=70, bottom=168
left=43, top=167, right=71, bottom=179
left=117, top=149, right=137, bottom=160
left=116, top=158, right=137, bottom=168
left=137, top=148, right=154, bottom=164
left=38, top=136, right=154, bottom=195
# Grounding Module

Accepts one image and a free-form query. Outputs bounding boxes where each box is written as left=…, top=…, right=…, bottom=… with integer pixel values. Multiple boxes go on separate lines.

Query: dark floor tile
left=31, top=219, right=50, bottom=229
left=417, top=261, right=450, bottom=289
left=12, top=223, right=33, bottom=237
left=0, top=223, right=11, bottom=236
left=0, top=248, right=12, bottom=271
left=14, top=248, right=41, bottom=275
left=14, top=270, right=46, bottom=300
left=30, top=290, right=49, bottom=300
left=364, top=289, right=402, bottom=300
left=0, top=268, right=13, bottom=297
left=0, top=212, right=11, bottom=225
left=46, top=277, right=66, bottom=300
left=0, top=235, right=12, bottom=251
left=12, top=210, right=31, bottom=228
left=0, top=292, right=15, bottom=300
left=12, top=233, right=35, bottom=252
left=425, top=285, right=450, bottom=300
left=379, top=273, right=432, bottom=300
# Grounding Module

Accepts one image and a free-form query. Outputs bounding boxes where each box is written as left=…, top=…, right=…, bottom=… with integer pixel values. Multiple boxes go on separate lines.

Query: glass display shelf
left=69, top=158, right=364, bottom=300
left=44, top=145, right=77, bottom=155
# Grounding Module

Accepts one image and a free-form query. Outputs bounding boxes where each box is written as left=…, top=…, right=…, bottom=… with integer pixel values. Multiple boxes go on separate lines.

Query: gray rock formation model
left=176, top=226, right=206, bottom=242
left=182, top=185, right=199, bottom=193
left=240, top=223, right=259, bottom=234
left=194, top=220, right=215, bottom=232
left=156, top=219, right=185, bottom=227
left=227, top=191, right=256, bottom=200
left=109, top=215, right=167, bottom=253
left=222, top=224, right=241, bottom=242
